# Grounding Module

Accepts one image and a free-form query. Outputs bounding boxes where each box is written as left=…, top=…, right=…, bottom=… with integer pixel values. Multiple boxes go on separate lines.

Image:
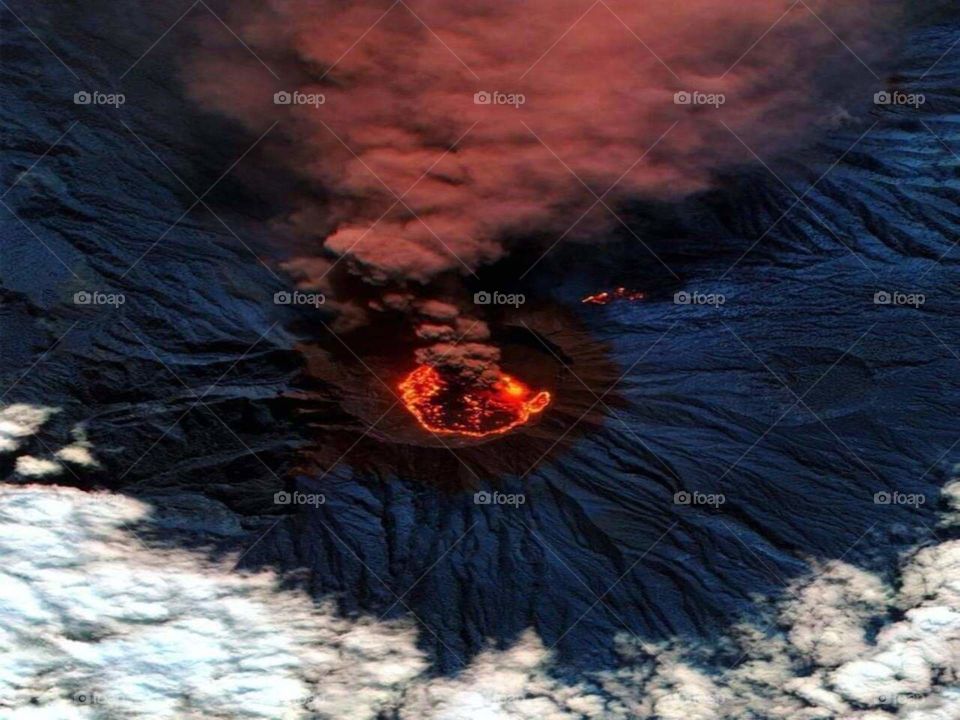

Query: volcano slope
left=1, top=0, right=958, bottom=706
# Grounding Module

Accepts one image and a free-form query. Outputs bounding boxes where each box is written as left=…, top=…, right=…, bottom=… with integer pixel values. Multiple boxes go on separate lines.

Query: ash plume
left=188, top=0, right=896, bottom=379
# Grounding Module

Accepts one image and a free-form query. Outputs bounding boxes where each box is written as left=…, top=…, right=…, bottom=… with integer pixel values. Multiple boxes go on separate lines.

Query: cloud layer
left=0, top=484, right=428, bottom=719
left=2, top=473, right=957, bottom=718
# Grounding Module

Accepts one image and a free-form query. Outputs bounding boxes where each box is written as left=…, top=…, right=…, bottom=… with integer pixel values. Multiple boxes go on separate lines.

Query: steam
left=189, top=0, right=895, bottom=377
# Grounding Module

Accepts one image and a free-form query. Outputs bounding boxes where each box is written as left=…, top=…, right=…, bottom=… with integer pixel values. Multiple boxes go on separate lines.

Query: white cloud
left=0, top=485, right=427, bottom=719
left=594, top=535, right=960, bottom=720
left=54, top=426, right=99, bottom=469
left=397, top=629, right=610, bottom=719
left=13, top=456, right=63, bottom=478
left=0, top=404, right=73, bottom=478
left=941, top=479, right=960, bottom=525
left=0, top=404, right=57, bottom=454
left=1, top=479, right=957, bottom=719
left=781, top=559, right=890, bottom=666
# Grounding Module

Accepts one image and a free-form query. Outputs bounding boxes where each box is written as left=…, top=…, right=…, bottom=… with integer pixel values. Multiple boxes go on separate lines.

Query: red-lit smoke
left=188, top=0, right=894, bottom=382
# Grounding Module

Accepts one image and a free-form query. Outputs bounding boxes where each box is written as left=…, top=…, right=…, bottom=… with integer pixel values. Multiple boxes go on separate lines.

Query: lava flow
left=398, top=365, right=552, bottom=438
left=581, top=287, right=646, bottom=305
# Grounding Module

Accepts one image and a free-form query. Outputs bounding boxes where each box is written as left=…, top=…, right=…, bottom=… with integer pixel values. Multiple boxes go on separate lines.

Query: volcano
left=398, top=364, right=551, bottom=438
left=4, top=1, right=960, bottom=718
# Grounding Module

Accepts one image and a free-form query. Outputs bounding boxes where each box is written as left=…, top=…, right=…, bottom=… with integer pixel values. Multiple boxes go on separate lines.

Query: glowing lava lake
left=398, top=365, right=552, bottom=438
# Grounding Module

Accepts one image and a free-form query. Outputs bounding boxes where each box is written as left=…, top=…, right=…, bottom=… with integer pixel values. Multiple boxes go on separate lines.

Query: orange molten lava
left=398, top=365, right=551, bottom=438
left=581, top=287, right=646, bottom=305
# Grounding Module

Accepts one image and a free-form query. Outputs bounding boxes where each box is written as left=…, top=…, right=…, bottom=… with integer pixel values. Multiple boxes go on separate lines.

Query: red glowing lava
left=398, top=365, right=551, bottom=438
left=581, top=287, right=646, bottom=305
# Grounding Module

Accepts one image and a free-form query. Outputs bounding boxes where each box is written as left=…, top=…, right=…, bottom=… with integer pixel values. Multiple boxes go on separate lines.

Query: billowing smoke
left=189, top=0, right=895, bottom=378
